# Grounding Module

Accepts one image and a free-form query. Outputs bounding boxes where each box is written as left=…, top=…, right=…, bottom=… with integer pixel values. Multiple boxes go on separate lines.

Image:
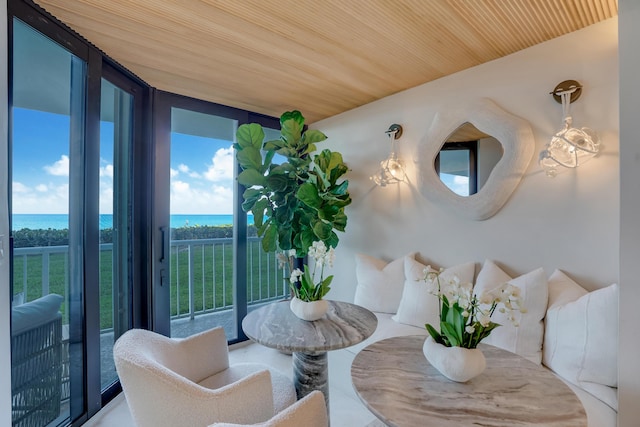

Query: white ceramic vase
left=289, top=297, right=328, bottom=321
left=422, top=336, right=486, bottom=382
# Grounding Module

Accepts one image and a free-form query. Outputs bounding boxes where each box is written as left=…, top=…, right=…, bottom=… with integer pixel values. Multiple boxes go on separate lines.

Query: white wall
left=315, top=18, right=620, bottom=304
left=1, top=1, right=12, bottom=425
left=618, top=1, right=640, bottom=425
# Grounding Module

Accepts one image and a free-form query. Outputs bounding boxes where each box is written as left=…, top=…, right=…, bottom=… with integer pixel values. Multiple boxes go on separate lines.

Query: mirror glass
left=435, top=122, right=503, bottom=197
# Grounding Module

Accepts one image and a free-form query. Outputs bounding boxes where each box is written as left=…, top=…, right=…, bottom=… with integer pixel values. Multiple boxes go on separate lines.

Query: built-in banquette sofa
left=349, top=254, right=618, bottom=427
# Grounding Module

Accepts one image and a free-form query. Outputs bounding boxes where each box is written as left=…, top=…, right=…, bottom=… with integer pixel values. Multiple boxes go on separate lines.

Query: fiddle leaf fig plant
left=234, top=110, right=351, bottom=257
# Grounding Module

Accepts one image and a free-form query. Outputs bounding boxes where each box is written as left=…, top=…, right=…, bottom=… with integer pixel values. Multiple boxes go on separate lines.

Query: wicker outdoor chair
left=11, top=294, right=64, bottom=427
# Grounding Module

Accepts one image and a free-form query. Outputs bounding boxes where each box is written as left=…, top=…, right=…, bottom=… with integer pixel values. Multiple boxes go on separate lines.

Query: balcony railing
left=12, top=237, right=288, bottom=328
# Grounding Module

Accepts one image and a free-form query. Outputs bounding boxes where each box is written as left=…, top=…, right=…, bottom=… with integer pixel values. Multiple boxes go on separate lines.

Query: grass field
left=12, top=239, right=287, bottom=329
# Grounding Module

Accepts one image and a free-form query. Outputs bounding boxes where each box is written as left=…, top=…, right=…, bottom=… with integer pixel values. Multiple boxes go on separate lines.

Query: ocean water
left=12, top=213, right=251, bottom=230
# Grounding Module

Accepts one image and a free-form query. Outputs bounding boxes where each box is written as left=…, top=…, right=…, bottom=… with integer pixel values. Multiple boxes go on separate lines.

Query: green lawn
left=13, top=239, right=286, bottom=329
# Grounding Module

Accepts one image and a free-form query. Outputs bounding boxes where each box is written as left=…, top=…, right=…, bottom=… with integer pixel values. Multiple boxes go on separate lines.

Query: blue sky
left=12, top=107, right=235, bottom=215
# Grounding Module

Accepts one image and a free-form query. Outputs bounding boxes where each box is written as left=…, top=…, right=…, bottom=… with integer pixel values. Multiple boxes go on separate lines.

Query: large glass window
left=99, top=78, right=133, bottom=391
left=168, top=108, right=239, bottom=339
left=9, top=3, right=289, bottom=426
left=10, top=17, right=86, bottom=426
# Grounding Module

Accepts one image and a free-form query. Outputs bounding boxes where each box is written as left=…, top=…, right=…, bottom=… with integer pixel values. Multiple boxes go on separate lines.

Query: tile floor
left=83, top=340, right=384, bottom=427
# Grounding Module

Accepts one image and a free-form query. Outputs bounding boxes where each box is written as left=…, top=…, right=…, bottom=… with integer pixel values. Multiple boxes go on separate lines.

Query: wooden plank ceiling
left=35, top=0, right=617, bottom=124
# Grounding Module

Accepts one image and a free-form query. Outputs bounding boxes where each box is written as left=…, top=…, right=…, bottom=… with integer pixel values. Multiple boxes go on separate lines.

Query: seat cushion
left=11, top=293, right=64, bottom=335
left=557, top=375, right=617, bottom=427
left=199, top=363, right=296, bottom=413
left=347, top=312, right=426, bottom=355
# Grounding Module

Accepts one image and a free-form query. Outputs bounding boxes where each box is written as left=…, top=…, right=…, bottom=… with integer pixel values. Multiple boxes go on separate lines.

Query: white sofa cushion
left=543, top=269, right=618, bottom=409
left=559, top=376, right=618, bottom=427
left=347, top=312, right=428, bottom=355
left=11, top=293, right=64, bottom=335
left=353, top=252, right=415, bottom=313
left=474, top=260, right=548, bottom=364
left=392, top=257, right=475, bottom=329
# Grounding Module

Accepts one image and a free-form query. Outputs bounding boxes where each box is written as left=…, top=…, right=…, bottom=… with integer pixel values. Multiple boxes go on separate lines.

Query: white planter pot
left=289, top=297, right=328, bottom=321
left=422, top=336, right=486, bottom=382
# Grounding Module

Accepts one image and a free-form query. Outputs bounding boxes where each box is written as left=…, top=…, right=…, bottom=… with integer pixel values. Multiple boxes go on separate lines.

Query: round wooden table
left=351, top=335, right=587, bottom=427
left=242, top=300, right=377, bottom=413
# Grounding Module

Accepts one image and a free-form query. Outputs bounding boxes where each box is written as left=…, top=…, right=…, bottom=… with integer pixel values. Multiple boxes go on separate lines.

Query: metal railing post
left=42, top=252, right=50, bottom=296
left=188, top=244, right=195, bottom=320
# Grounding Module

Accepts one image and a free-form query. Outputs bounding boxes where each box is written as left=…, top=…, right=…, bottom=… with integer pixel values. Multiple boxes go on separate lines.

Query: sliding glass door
left=167, top=107, right=239, bottom=339
left=99, top=76, right=134, bottom=392
left=10, top=17, right=87, bottom=426
left=153, top=95, right=285, bottom=343
left=9, top=2, right=150, bottom=424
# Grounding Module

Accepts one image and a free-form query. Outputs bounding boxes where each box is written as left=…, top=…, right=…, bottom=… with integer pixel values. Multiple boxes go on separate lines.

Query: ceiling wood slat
left=35, top=0, right=617, bottom=123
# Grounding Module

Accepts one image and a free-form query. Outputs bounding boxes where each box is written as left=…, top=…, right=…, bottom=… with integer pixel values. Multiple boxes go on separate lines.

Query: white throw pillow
left=543, top=269, right=618, bottom=406
left=392, top=257, right=475, bottom=328
left=354, top=252, right=416, bottom=313
left=474, top=260, right=548, bottom=364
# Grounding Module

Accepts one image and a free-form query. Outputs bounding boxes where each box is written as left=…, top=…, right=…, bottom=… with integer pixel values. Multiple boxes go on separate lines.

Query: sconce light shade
left=539, top=80, right=600, bottom=178
left=371, top=124, right=406, bottom=186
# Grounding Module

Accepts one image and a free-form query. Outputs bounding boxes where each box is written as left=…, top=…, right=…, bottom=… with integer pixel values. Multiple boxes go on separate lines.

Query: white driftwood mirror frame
left=418, top=98, right=535, bottom=220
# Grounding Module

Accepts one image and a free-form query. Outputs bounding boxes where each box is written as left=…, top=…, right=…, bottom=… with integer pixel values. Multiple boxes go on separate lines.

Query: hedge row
left=12, top=224, right=258, bottom=248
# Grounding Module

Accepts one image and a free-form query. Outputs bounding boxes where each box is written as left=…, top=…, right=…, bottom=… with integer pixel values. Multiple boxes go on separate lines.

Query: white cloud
left=12, top=182, right=29, bottom=193
left=99, top=186, right=113, bottom=214
left=170, top=180, right=233, bottom=215
left=100, top=164, right=113, bottom=179
left=177, top=163, right=201, bottom=179
left=43, top=155, right=69, bottom=177
left=12, top=182, right=69, bottom=214
left=204, top=146, right=234, bottom=182
left=170, top=168, right=179, bottom=178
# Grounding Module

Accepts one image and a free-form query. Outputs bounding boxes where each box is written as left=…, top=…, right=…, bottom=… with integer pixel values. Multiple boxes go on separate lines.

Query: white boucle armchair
left=113, top=327, right=297, bottom=427
left=210, top=391, right=327, bottom=427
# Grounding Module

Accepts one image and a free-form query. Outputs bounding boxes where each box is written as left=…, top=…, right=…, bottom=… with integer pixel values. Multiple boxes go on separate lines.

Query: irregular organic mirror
left=436, top=122, right=503, bottom=197
left=418, top=98, right=534, bottom=220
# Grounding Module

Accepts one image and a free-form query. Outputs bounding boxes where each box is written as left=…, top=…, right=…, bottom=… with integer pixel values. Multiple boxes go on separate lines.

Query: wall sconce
left=370, top=124, right=406, bottom=186
left=539, top=80, right=600, bottom=178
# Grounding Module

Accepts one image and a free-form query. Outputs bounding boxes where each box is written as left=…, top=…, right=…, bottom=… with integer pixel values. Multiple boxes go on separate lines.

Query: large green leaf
left=238, top=169, right=266, bottom=187
left=261, top=223, right=278, bottom=252
left=262, top=150, right=276, bottom=174
left=236, top=123, right=265, bottom=150
left=297, top=183, right=322, bottom=209
left=251, top=198, right=268, bottom=228
left=263, top=139, right=285, bottom=151
left=280, top=110, right=305, bottom=127
left=332, top=211, right=347, bottom=231
left=329, top=180, right=349, bottom=196
left=277, top=226, right=293, bottom=251
left=236, top=146, right=263, bottom=171
left=302, top=129, right=327, bottom=144
left=318, top=204, right=339, bottom=221
left=329, top=163, right=349, bottom=185
left=266, top=174, right=292, bottom=192
left=312, top=219, right=333, bottom=240
left=324, top=231, right=339, bottom=250
left=241, top=188, right=262, bottom=212
left=281, top=119, right=303, bottom=148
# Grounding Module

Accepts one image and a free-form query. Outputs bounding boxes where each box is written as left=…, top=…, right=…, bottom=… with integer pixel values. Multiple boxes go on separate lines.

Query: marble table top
left=351, top=335, right=587, bottom=427
left=242, top=300, right=377, bottom=353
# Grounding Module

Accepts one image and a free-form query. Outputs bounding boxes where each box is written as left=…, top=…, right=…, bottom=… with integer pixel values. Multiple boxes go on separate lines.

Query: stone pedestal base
left=293, top=352, right=329, bottom=413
